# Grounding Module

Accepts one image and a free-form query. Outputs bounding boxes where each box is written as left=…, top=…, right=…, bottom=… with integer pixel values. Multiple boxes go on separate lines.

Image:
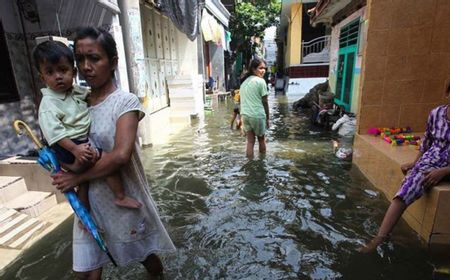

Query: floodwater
left=1, top=90, right=433, bottom=279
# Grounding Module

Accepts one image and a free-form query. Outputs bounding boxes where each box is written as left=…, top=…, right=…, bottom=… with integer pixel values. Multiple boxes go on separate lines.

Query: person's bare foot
left=358, top=235, right=388, bottom=253
left=114, top=196, right=142, bottom=209
left=143, top=254, right=164, bottom=280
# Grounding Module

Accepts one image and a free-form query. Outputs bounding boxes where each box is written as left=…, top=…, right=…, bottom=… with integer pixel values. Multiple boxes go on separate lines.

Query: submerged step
left=0, top=176, right=28, bottom=203
left=3, top=191, right=57, bottom=218
left=0, top=207, right=51, bottom=249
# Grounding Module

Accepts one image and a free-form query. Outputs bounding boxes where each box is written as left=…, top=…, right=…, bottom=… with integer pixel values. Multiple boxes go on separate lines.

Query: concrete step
left=3, top=191, right=57, bottom=218
left=0, top=207, right=51, bottom=249
left=0, top=176, right=28, bottom=204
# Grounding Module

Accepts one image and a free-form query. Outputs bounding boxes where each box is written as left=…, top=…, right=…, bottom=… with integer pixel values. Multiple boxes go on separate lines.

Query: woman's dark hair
left=33, top=40, right=74, bottom=72
left=240, top=58, right=266, bottom=83
left=447, top=81, right=450, bottom=93
left=74, top=27, right=117, bottom=61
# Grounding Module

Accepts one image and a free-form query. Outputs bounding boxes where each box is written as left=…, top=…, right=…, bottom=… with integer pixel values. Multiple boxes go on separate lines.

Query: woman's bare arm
left=52, top=111, right=139, bottom=191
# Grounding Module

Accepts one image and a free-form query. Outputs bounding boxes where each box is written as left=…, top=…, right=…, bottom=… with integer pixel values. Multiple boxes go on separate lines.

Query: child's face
left=38, top=57, right=75, bottom=93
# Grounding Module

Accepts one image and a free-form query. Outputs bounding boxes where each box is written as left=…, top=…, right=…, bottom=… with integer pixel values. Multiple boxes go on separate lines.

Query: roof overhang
left=205, top=0, right=230, bottom=27
left=277, top=0, right=317, bottom=41
left=309, top=0, right=352, bottom=26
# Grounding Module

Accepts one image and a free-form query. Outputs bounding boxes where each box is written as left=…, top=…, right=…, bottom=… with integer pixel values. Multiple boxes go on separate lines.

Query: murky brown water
left=0, top=90, right=433, bottom=279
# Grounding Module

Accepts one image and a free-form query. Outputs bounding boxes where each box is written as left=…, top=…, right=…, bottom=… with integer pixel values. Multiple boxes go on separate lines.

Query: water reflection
left=0, top=90, right=433, bottom=280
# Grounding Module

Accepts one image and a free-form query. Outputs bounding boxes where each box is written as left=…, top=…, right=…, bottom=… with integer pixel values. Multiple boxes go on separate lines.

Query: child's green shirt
left=38, top=85, right=90, bottom=145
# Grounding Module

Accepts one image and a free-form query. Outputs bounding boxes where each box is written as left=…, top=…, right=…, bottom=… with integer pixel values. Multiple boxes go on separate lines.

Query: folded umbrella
left=13, top=120, right=117, bottom=266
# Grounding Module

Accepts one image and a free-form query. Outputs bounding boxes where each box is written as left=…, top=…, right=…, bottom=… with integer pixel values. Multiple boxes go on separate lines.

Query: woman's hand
left=52, top=171, right=80, bottom=193
left=423, top=167, right=450, bottom=190
left=401, top=162, right=415, bottom=175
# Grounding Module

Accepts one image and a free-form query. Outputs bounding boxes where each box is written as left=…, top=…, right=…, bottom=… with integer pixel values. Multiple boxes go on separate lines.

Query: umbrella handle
left=13, top=120, right=44, bottom=149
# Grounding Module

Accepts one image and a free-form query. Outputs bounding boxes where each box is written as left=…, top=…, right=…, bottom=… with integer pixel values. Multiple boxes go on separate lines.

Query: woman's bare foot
left=114, top=196, right=142, bottom=209
left=358, top=235, right=388, bottom=253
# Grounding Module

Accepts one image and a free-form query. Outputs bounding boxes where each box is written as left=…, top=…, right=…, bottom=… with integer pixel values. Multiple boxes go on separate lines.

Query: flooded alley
left=0, top=91, right=433, bottom=280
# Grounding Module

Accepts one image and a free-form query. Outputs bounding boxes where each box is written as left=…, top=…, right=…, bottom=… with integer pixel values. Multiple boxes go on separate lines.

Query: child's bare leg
left=236, top=115, right=242, bottom=130
left=105, top=174, right=142, bottom=209
left=359, top=198, right=407, bottom=253
left=257, top=135, right=266, bottom=154
left=230, top=112, right=237, bottom=129
left=246, top=131, right=256, bottom=158
left=75, top=183, right=90, bottom=231
left=61, top=157, right=94, bottom=173
left=77, top=183, right=90, bottom=210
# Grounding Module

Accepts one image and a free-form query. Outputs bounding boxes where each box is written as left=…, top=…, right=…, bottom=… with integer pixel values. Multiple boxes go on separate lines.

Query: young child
left=360, top=82, right=450, bottom=252
left=230, top=89, right=242, bottom=130
left=34, top=40, right=141, bottom=209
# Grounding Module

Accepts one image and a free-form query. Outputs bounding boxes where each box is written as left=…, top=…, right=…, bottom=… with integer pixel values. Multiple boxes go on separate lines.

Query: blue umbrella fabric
left=13, top=120, right=117, bottom=266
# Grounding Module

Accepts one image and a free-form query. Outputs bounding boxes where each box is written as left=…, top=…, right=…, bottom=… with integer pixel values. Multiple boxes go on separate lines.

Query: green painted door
left=335, top=20, right=360, bottom=112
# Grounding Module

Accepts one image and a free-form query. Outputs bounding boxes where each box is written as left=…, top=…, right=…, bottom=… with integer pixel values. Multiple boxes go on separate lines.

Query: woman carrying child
left=34, top=40, right=141, bottom=210
left=361, top=82, right=450, bottom=252
left=51, top=27, right=175, bottom=279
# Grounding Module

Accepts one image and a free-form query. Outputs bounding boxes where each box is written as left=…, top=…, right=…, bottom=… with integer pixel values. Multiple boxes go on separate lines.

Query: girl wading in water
left=240, top=58, right=270, bottom=158
left=52, top=27, right=175, bottom=279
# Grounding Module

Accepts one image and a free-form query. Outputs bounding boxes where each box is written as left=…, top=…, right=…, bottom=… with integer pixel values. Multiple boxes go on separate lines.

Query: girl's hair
left=447, top=81, right=450, bottom=93
left=33, top=40, right=74, bottom=72
left=240, top=58, right=266, bottom=83
left=74, top=27, right=117, bottom=61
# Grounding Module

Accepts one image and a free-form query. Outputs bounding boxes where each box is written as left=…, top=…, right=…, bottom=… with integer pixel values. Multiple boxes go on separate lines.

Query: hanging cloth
left=201, top=10, right=214, bottom=41
left=157, top=0, right=205, bottom=41
left=225, top=31, right=231, bottom=51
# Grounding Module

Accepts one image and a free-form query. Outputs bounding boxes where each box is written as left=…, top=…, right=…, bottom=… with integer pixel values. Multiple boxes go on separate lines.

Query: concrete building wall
left=0, top=0, right=44, bottom=156
left=285, top=3, right=302, bottom=67
left=357, top=0, right=450, bottom=133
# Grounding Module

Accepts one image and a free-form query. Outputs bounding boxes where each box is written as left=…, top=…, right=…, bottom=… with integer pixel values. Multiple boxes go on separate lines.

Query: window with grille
left=339, top=19, right=360, bottom=48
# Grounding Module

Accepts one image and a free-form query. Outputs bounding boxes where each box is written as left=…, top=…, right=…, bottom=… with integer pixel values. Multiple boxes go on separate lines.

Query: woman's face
left=254, top=62, right=266, bottom=78
left=74, top=38, right=117, bottom=90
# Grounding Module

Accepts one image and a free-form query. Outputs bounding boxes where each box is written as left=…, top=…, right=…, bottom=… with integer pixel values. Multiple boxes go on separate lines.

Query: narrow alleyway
left=0, top=90, right=433, bottom=279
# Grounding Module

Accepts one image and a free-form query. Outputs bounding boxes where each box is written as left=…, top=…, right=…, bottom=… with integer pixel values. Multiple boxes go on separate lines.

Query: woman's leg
left=377, top=198, right=407, bottom=237
left=246, top=131, right=256, bottom=158
left=257, top=135, right=266, bottom=154
left=74, top=268, right=102, bottom=280
left=142, top=254, right=164, bottom=280
left=359, top=198, right=407, bottom=252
